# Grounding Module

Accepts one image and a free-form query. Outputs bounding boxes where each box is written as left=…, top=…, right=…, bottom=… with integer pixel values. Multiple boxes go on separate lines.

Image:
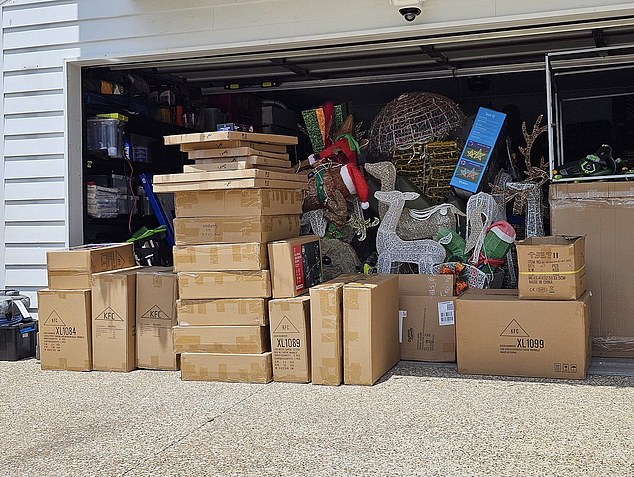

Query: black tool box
left=0, top=319, right=37, bottom=361
left=0, top=289, right=37, bottom=361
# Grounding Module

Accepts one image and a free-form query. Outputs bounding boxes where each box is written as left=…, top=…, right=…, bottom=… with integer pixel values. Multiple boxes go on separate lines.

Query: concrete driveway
left=1, top=359, right=633, bottom=477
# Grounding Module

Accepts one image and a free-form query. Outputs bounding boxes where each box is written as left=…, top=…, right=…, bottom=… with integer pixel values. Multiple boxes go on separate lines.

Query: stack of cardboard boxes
left=267, top=235, right=323, bottom=383
left=456, top=236, right=591, bottom=380
left=39, top=244, right=179, bottom=373
left=160, top=131, right=308, bottom=383
left=38, top=243, right=135, bottom=371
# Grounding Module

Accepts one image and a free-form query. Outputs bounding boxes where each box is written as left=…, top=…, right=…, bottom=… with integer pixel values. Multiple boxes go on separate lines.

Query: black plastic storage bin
left=0, top=319, right=37, bottom=361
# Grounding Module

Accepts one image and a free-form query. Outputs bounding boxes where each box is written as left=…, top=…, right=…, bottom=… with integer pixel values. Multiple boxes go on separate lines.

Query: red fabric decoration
left=341, top=164, right=370, bottom=209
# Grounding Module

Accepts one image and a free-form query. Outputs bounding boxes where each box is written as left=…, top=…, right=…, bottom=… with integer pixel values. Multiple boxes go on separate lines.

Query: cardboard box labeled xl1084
left=38, top=289, right=92, bottom=371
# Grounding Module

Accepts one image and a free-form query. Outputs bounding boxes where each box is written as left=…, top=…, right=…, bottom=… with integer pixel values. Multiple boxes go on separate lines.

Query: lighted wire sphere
left=369, top=92, right=465, bottom=155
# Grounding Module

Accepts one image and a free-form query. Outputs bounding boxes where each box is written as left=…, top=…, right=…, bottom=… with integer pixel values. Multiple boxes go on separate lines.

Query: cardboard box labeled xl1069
left=47, top=243, right=135, bottom=290
left=269, top=296, right=311, bottom=383
left=516, top=235, right=585, bottom=300
left=399, top=274, right=456, bottom=362
left=456, top=289, right=591, bottom=379
left=37, top=289, right=92, bottom=371
left=268, top=235, right=323, bottom=298
left=91, top=267, right=141, bottom=372
left=135, top=268, right=178, bottom=371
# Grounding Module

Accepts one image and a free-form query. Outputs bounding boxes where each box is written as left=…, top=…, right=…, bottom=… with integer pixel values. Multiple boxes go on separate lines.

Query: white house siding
left=2, top=0, right=634, bottom=312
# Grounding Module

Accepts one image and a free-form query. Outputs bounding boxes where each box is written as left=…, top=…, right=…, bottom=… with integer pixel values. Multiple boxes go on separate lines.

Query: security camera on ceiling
left=390, top=0, right=427, bottom=22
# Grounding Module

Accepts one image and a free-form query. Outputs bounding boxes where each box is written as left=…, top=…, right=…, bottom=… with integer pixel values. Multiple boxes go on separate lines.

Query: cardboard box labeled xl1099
left=516, top=235, right=586, bottom=300
left=456, top=289, right=591, bottom=379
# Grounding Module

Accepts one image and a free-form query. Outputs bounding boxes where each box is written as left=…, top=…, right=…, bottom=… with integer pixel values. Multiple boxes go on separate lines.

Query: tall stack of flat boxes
left=38, top=244, right=136, bottom=372
left=158, top=131, right=307, bottom=383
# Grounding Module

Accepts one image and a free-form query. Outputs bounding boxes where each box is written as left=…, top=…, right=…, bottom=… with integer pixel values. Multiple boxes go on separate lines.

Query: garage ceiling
left=104, top=23, right=634, bottom=93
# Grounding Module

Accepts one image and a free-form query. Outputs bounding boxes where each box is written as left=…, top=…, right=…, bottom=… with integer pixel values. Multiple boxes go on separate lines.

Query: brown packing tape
left=239, top=189, right=262, bottom=208
left=346, top=289, right=361, bottom=311
left=319, top=357, right=342, bottom=381
left=175, top=191, right=199, bottom=208
left=173, top=248, right=196, bottom=264
left=321, top=330, right=337, bottom=342
left=218, top=363, right=228, bottom=381
left=345, top=362, right=364, bottom=383
left=277, top=301, right=292, bottom=312
left=181, top=361, right=195, bottom=377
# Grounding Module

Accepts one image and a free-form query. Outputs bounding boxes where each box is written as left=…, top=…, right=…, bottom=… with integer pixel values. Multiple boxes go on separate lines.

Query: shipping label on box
left=136, top=268, right=178, bottom=371
left=174, top=215, right=300, bottom=245
left=91, top=267, right=140, bottom=372
left=37, top=289, right=92, bottom=371
left=456, top=289, right=591, bottom=379
left=269, top=296, right=311, bottom=383
left=175, top=189, right=302, bottom=217
left=343, top=275, right=400, bottom=385
left=517, top=236, right=586, bottom=300
left=172, top=325, right=269, bottom=354
left=269, top=235, right=323, bottom=298
left=180, top=352, right=273, bottom=383
left=177, top=271, right=271, bottom=300
left=400, top=296, right=456, bottom=362
left=177, top=298, right=268, bottom=326
left=173, top=243, right=268, bottom=272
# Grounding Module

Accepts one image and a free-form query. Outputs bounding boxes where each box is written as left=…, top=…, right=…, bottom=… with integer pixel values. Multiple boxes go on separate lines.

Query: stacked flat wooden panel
left=158, top=131, right=306, bottom=383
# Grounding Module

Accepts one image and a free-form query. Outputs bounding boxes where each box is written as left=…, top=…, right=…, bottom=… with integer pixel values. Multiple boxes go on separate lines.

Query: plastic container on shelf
left=86, top=118, right=124, bottom=158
